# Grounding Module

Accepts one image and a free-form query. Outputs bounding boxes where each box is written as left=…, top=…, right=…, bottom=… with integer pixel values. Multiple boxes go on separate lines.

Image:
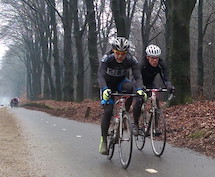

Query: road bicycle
left=134, top=88, right=174, bottom=156
left=107, top=92, right=137, bottom=169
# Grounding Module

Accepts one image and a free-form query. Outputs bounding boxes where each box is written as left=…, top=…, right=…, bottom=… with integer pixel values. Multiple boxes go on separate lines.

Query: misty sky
left=0, top=43, right=8, bottom=58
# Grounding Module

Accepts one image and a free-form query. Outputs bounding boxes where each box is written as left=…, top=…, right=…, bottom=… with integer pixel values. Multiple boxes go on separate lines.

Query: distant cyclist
left=133, top=44, right=175, bottom=136
left=10, top=97, right=19, bottom=108
left=97, top=36, right=147, bottom=155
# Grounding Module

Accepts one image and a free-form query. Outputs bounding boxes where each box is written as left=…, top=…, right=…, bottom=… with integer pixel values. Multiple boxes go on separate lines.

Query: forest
left=0, top=0, right=214, bottom=105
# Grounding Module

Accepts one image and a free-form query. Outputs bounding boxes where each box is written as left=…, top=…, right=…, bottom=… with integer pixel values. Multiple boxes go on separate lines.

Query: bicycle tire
left=107, top=136, right=115, bottom=160
left=107, top=120, right=116, bottom=160
left=118, top=111, right=133, bottom=169
left=150, top=109, right=166, bottom=156
left=134, top=105, right=146, bottom=150
left=134, top=127, right=145, bottom=151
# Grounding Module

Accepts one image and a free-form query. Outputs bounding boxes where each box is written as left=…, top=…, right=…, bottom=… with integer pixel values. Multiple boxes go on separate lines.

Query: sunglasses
left=113, top=50, right=127, bottom=56
left=148, top=56, right=159, bottom=60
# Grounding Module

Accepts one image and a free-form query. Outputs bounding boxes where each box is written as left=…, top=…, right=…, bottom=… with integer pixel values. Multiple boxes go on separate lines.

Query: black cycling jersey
left=98, top=50, right=144, bottom=90
left=139, top=57, right=172, bottom=88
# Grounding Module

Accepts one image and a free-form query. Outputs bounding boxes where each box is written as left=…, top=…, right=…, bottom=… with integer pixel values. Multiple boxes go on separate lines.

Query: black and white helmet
left=112, top=37, right=130, bottom=51
left=146, top=44, right=161, bottom=57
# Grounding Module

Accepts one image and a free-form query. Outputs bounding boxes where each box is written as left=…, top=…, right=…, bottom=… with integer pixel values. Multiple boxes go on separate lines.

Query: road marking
left=145, top=169, right=158, bottom=173
left=76, top=135, right=82, bottom=138
left=62, top=128, right=66, bottom=131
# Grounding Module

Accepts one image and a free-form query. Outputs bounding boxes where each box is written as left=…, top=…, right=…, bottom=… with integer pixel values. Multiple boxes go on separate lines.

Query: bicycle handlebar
left=110, top=93, right=138, bottom=97
left=145, top=88, right=174, bottom=101
left=109, top=88, right=174, bottom=101
left=145, top=88, right=167, bottom=92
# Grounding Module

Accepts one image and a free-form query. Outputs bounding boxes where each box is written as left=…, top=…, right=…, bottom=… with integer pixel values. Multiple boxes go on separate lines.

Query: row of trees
left=0, top=0, right=214, bottom=104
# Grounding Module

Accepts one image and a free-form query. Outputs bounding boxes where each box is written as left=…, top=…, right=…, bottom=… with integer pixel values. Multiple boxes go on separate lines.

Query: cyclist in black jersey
left=133, top=44, right=175, bottom=135
left=97, top=37, right=147, bottom=155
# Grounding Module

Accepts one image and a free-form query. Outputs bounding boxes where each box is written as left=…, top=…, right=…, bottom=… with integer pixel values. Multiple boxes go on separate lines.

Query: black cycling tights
left=101, top=104, right=114, bottom=139
left=133, top=97, right=144, bottom=125
left=133, top=95, right=160, bottom=125
left=101, top=81, right=134, bottom=139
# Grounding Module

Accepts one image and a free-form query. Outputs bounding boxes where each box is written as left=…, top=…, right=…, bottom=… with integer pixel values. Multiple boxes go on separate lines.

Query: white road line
left=145, top=169, right=158, bottom=173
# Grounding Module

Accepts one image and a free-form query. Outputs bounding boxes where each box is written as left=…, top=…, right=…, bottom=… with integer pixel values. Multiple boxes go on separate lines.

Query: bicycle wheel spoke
left=119, top=112, right=133, bottom=169
left=150, top=110, right=166, bottom=156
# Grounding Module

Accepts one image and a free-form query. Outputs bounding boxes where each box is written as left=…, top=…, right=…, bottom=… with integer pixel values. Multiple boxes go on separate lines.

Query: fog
left=0, top=96, right=11, bottom=106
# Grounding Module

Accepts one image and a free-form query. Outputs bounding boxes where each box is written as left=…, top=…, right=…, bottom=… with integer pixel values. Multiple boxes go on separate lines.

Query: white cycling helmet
left=146, top=44, right=161, bottom=57
left=112, top=37, right=130, bottom=51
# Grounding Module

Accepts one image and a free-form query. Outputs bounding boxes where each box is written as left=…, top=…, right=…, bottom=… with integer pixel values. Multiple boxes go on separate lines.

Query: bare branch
left=44, top=0, right=63, bottom=20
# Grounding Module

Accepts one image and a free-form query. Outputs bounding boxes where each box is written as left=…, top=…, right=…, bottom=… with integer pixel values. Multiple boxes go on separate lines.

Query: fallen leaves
left=166, top=100, right=215, bottom=158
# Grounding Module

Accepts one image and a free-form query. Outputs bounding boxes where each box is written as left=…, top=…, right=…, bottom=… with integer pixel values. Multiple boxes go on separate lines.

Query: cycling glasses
left=148, top=56, right=159, bottom=60
left=113, top=49, right=127, bottom=56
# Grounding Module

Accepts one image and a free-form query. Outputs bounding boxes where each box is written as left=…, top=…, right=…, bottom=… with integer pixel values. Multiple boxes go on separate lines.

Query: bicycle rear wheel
left=150, top=109, right=166, bottom=156
left=118, top=112, right=133, bottom=169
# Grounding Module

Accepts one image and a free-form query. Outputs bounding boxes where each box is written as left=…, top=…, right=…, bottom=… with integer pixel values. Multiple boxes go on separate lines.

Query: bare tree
left=45, top=0, right=75, bottom=101
left=0, top=0, right=44, bottom=100
left=96, top=0, right=114, bottom=55
left=141, top=0, right=163, bottom=57
left=69, top=0, right=85, bottom=102
left=167, top=0, right=197, bottom=105
left=62, top=0, right=75, bottom=101
left=111, top=0, right=137, bottom=38
left=197, top=0, right=204, bottom=97
left=85, top=0, right=99, bottom=98
left=46, top=0, right=62, bottom=100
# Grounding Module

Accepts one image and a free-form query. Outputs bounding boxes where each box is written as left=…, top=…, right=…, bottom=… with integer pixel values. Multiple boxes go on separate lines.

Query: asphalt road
left=9, top=108, right=214, bottom=177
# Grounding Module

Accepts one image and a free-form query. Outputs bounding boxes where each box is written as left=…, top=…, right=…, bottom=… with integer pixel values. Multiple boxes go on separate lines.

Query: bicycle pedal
left=154, top=132, right=162, bottom=136
left=153, top=129, right=162, bottom=136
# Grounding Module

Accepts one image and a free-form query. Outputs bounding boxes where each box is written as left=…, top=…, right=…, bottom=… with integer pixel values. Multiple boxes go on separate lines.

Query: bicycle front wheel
left=134, top=104, right=146, bottom=150
left=118, top=112, right=133, bottom=169
left=150, top=109, right=166, bottom=156
left=107, top=133, right=115, bottom=160
left=134, top=127, right=145, bottom=151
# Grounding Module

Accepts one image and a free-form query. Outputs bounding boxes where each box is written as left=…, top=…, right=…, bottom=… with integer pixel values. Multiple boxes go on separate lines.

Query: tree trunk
left=25, top=34, right=42, bottom=100
left=72, top=0, right=84, bottom=102
left=50, top=0, right=62, bottom=101
left=111, top=0, right=128, bottom=38
left=167, top=0, right=197, bottom=105
left=141, top=0, right=161, bottom=58
left=40, top=30, right=56, bottom=100
left=85, top=0, right=99, bottom=99
left=63, top=0, right=74, bottom=101
left=164, top=0, right=170, bottom=64
left=141, top=1, right=152, bottom=58
left=197, top=0, right=204, bottom=97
